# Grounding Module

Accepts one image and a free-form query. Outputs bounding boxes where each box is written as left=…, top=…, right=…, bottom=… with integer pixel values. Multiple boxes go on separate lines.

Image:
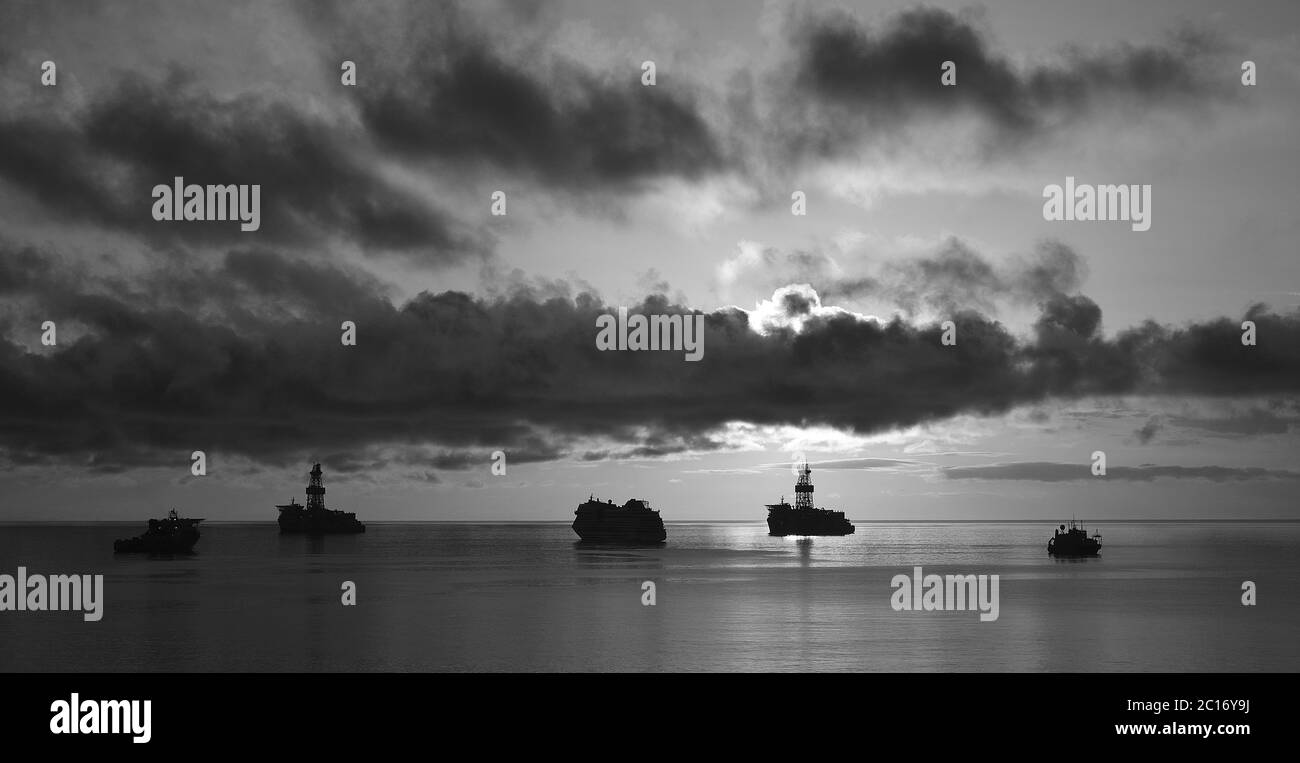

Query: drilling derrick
left=794, top=460, right=814, bottom=510
left=306, top=463, right=326, bottom=511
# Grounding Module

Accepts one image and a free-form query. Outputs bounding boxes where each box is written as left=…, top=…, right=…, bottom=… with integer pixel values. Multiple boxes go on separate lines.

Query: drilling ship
left=277, top=463, right=365, bottom=534
left=572, top=496, right=667, bottom=543
left=766, top=460, right=855, bottom=536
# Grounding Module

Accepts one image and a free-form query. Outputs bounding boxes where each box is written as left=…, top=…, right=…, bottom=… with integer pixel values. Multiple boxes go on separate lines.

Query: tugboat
left=1047, top=520, right=1102, bottom=556
left=277, top=463, right=365, bottom=534
left=572, top=496, right=666, bottom=543
left=114, top=509, right=203, bottom=553
left=766, top=460, right=854, bottom=536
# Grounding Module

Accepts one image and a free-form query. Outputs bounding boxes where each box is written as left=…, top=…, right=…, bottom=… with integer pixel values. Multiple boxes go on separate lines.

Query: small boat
left=1047, top=520, right=1101, bottom=556
left=114, top=509, right=203, bottom=553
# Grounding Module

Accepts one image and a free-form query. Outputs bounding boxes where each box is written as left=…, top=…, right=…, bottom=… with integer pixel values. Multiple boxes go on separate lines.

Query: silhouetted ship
left=114, top=509, right=203, bottom=553
left=766, top=461, right=854, bottom=536
left=1047, top=520, right=1102, bottom=556
left=277, top=463, right=365, bottom=534
left=572, top=496, right=666, bottom=543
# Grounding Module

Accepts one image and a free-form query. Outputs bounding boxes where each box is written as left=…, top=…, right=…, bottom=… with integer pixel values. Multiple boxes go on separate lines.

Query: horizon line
left=2, top=518, right=1297, bottom=526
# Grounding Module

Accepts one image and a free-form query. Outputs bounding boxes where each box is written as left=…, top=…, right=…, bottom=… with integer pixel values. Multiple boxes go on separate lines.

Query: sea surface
left=0, top=521, right=1296, bottom=672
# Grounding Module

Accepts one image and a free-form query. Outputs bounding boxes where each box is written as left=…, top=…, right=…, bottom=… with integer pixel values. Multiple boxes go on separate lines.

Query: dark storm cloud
left=776, top=6, right=1230, bottom=156
left=1171, top=408, right=1294, bottom=437
left=943, top=462, right=1300, bottom=482
left=315, top=438, right=564, bottom=477
left=0, top=1, right=1239, bottom=252
left=1120, top=304, right=1300, bottom=396
left=0, top=0, right=728, bottom=260
left=0, top=245, right=61, bottom=295
left=425, top=439, right=566, bottom=470
left=346, top=15, right=727, bottom=192
left=740, top=239, right=1086, bottom=318
left=780, top=289, right=817, bottom=317
left=298, top=1, right=1227, bottom=197
left=1133, top=416, right=1163, bottom=444
left=0, top=73, right=488, bottom=259
left=879, top=239, right=1084, bottom=316
left=2, top=243, right=1299, bottom=470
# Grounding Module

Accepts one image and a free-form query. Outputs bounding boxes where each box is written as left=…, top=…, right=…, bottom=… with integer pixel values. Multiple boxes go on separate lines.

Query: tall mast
left=794, top=459, right=814, bottom=510
left=306, top=463, right=326, bottom=511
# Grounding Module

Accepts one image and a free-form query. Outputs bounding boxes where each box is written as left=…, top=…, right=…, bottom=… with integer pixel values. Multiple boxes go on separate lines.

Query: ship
left=766, top=460, right=854, bottom=536
left=572, top=496, right=666, bottom=543
left=1047, top=519, right=1101, bottom=556
left=114, top=509, right=203, bottom=553
left=277, top=463, right=365, bottom=534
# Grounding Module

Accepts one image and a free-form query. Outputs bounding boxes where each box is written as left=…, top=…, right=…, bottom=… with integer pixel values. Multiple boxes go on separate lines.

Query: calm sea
left=0, top=521, right=1295, bottom=672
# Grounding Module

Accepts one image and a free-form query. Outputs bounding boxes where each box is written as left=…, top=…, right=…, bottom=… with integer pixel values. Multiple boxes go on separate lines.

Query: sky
left=0, top=0, right=1297, bottom=521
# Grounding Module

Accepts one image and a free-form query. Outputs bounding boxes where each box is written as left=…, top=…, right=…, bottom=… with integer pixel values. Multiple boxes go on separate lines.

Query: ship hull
left=767, top=518, right=855, bottom=536
left=767, top=508, right=854, bottom=537
left=1047, top=540, right=1100, bottom=556
left=114, top=529, right=200, bottom=554
left=278, top=511, right=365, bottom=534
left=571, top=518, right=666, bottom=544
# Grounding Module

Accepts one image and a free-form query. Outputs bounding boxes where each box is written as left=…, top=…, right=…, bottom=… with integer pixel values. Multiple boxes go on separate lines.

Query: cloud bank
left=2, top=241, right=1296, bottom=470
